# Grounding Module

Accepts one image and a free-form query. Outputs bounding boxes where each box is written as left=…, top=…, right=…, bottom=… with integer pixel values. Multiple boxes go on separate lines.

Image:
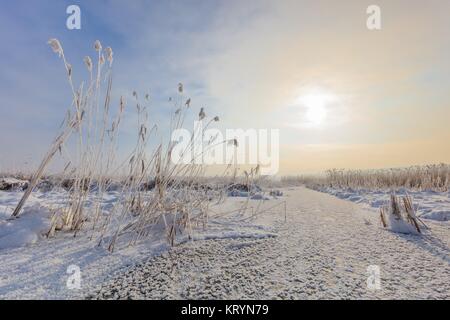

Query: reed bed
left=10, top=39, right=243, bottom=251
left=287, top=164, right=450, bottom=192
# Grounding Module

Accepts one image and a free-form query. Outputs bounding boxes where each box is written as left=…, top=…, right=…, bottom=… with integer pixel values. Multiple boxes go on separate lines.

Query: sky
left=1, top=0, right=450, bottom=175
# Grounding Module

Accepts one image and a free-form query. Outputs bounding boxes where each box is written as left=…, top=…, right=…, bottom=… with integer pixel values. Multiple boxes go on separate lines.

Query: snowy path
left=89, top=187, right=450, bottom=299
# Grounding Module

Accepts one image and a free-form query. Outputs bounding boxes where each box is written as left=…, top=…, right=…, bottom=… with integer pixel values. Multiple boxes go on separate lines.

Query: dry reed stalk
left=402, top=196, right=421, bottom=233
left=12, top=117, right=79, bottom=217
left=379, top=207, right=387, bottom=228
left=390, top=195, right=402, bottom=220
left=12, top=38, right=259, bottom=252
left=379, top=194, right=423, bottom=234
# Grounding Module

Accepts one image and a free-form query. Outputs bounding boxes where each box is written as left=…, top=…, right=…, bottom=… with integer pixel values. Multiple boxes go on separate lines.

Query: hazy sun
left=296, top=88, right=336, bottom=127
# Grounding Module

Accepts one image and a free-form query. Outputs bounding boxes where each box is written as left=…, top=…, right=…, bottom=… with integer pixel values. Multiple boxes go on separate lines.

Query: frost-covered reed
left=11, top=39, right=240, bottom=251
left=379, top=194, right=426, bottom=234
left=287, top=164, right=450, bottom=192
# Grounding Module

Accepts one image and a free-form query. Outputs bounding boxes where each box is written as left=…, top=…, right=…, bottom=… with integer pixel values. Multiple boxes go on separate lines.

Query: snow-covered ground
left=0, top=188, right=276, bottom=299
left=89, top=187, right=449, bottom=299
left=310, top=186, right=450, bottom=221
left=0, top=186, right=449, bottom=299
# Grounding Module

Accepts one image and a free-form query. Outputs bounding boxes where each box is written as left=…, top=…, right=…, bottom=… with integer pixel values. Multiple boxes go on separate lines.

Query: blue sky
left=0, top=0, right=228, bottom=171
left=1, top=0, right=450, bottom=173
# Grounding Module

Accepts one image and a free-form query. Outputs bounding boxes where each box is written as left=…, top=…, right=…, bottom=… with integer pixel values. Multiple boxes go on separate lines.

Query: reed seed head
left=199, top=107, right=206, bottom=120
left=94, top=40, right=102, bottom=52
left=83, top=56, right=93, bottom=72
left=105, top=47, right=113, bottom=66
left=48, top=38, right=63, bottom=57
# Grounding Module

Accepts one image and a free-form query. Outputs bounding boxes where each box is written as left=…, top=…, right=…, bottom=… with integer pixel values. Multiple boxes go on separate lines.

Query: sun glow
left=296, top=88, right=337, bottom=127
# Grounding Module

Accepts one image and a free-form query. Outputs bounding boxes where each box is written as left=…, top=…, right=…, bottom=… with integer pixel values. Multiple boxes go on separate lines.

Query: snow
left=250, top=194, right=270, bottom=200
left=90, top=187, right=450, bottom=299
left=0, top=204, right=51, bottom=249
left=0, top=177, right=29, bottom=191
left=0, top=177, right=27, bottom=185
left=0, top=192, right=55, bottom=249
left=0, top=186, right=449, bottom=299
left=311, top=186, right=450, bottom=222
left=386, top=213, right=420, bottom=235
left=228, top=188, right=283, bottom=200
left=0, top=188, right=278, bottom=299
left=228, top=190, right=249, bottom=197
